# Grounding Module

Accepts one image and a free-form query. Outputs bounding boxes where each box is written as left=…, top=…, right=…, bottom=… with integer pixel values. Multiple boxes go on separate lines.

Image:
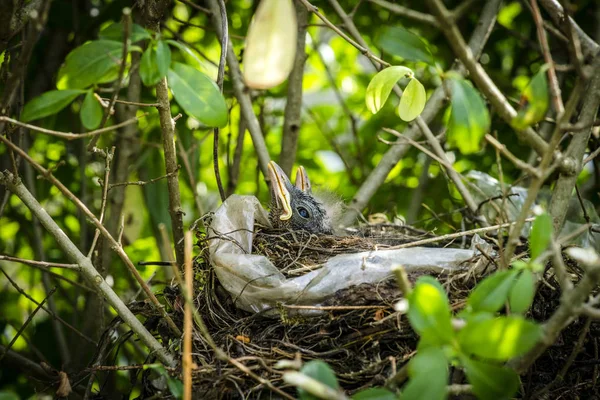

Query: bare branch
left=0, top=171, right=175, bottom=367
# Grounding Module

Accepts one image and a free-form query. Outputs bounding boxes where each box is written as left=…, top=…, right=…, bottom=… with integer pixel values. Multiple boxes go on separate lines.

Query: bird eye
left=297, top=206, right=310, bottom=219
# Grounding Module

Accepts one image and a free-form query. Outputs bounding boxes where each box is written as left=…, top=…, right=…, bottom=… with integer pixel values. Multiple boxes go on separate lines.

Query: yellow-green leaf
left=398, top=78, right=426, bottom=121
left=57, top=40, right=124, bottom=89
left=448, top=78, right=490, bottom=154
left=512, top=65, right=549, bottom=130
left=365, top=66, right=413, bottom=114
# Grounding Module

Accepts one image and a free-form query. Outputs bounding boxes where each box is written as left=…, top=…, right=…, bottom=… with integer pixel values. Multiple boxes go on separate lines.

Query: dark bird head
left=268, top=161, right=333, bottom=235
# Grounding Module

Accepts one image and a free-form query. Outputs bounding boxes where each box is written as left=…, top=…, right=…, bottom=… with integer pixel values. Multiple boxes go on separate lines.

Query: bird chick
left=268, top=161, right=334, bottom=235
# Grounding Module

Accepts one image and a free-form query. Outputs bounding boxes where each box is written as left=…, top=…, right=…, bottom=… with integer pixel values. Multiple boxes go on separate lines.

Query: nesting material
left=205, top=195, right=488, bottom=315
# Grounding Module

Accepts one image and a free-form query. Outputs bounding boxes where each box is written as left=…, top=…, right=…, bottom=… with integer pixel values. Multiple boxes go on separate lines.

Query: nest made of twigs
left=142, top=223, right=600, bottom=399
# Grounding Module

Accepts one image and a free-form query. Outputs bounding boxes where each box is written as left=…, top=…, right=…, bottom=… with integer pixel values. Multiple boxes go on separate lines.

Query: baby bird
left=268, top=161, right=334, bottom=235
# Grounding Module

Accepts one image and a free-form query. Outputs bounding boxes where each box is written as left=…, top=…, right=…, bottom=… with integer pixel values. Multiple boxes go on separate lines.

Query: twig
left=339, top=0, right=501, bottom=226
left=87, top=7, right=132, bottom=151
left=87, top=147, right=115, bottom=258
left=0, top=171, right=175, bottom=366
left=583, top=146, right=600, bottom=164
left=3, top=259, right=93, bottom=291
left=207, top=0, right=272, bottom=180
left=0, top=267, right=95, bottom=345
left=283, top=372, right=349, bottom=400
left=283, top=305, right=387, bottom=310
left=183, top=232, right=193, bottom=400
left=213, top=0, right=228, bottom=202
left=485, top=134, right=541, bottom=178
left=100, top=97, right=159, bottom=107
left=0, top=287, right=56, bottom=362
left=387, top=217, right=535, bottom=249
left=0, top=137, right=182, bottom=337
left=530, top=0, right=564, bottom=114
left=0, top=114, right=146, bottom=140
left=366, top=0, right=436, bottom=25
left=108, top=167, right=180, bottom=190
left=280, top=1, right=308, bottom=176
left=0, top=255, right=78, bottom=269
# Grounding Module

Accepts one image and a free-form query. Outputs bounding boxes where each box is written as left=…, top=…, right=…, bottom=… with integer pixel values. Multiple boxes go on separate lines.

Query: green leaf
left=0, top=391, right=20, bottom=400
left=167, top=62, right=228, bottom=128
left=460, top=356, right=520, bottom=400
left=166, top=40, right=206, bottom=70
left=467, top=270, right=517, bottom=313
left=99, top=22, right=151, bottom=43
left=140, top=45, right=161, bottom=86
left=512, top=65, right=549, bottom=130
left=21, top=89, right=85, bottom=122
left=80, top=90, right=103, bottom=130
left=447, top=78, right=490, bottom=154
left=352, top=388, right=397, bottom=400
left=509, top=270, right=535, bottom=314
left=299, top=361, right=340, bottom=400
left=377, top=26, right=434, bottom=64
left=156, top=40, right=172, bottom=78
left=458, top=315, right=542, bottom=360
left=402, top=348, right=448, bottom=400
left=398, top=78, right=426, bottom=121
left=366, top=66, right=413, bottom=114
left=530, top=212, right=552, bottom=260
left=408, top=276, right=453, bottom=345
left=57, top=40, right=124, bottom=89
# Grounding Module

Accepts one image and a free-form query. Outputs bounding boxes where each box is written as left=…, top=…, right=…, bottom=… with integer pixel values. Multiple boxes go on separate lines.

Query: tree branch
left=280, top=0, right=308, bottom=176
left=0, top=172, right=175, bottom=366
left=340, top=0, right=501, bottom=226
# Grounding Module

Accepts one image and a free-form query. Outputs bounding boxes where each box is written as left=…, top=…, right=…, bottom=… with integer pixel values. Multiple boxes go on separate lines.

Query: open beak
left=268, top=161, right=293, bottom=221
left=295, top=166, right=312, bottom=193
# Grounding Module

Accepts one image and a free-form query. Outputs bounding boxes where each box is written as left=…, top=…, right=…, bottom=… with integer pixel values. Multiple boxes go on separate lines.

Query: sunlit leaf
left=80, top=90, right=103, bottom=130
left=448, top=78, right=490, bottom=154
left=243, top=0, right=297, bottom=89
left=402, top=348, right=448, bottom=400
left=377, top=26, right=434, bottom=64
left=57, top=40, right=124, bottom=89
left=398, top=78, right=426, bottom=121
left=167, top=62, right=228, bottom=128
left=458, top=315, right=542, bottom=360
left=166, top=40, right=206, bottom=70
left=366, top=66, right=413, bottom=114
left=140, top=41, right=170, bottom=86
left=408, top=276, right=453, bottom=345
left=298, top=360, right=339, bottom=400
left=21, top=89, right=85, bottom=122
left=467, top=269, right=517, bottom=313
left=352, top=387, right=397, bottom=400
left=509, top=270, right=535, bottom=314
left=530, top=211, right=552, bottom=260
left=460, top=356, right=520, bottom=400
left=512, top=65, right=549, bottom=130
left=156, top=40, right=172, bottom=79
left=98, top=22, right=152, bottom=43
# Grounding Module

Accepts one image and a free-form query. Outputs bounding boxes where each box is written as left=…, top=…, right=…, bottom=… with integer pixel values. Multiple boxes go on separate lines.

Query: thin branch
left=0, top=171, right=175, bottom=366
left=87, top=7, right=132, bottom=151
left=340, top=0, right=501, bottom=225
left=183, top=232, right=193, bottom=400
left=0, top=114, right=146, bottom=140
left=100, top=97, right=159, bottom=107
left=485, top=134, right=541, bottom=177
left=213, top=0, right=228, bottom=202
left=0, top=286, right=56, bottom=362
left=0, top=255, right=78, bottom=269
left=424, top=0, right=551, bottom=158
left=87, top=147, right=115, bottom=258
left=530, top=0, right=564, bottom=114
left=207, top=0, right=272, bottom=180
left=108, top=167, right=180, bottom=190
left=280, top=0, right=309, bottom=176
left=0, top=136, right=181, bottom=337
left=366, top=0, right=436, bottom=25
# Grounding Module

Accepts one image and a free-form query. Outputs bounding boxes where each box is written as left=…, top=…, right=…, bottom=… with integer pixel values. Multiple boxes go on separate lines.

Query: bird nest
left=132, top=222, right=599, bottom=399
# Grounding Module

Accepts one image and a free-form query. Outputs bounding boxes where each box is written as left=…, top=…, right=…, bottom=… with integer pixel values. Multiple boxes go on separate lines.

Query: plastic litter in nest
left=204, top=195, right=492, bottom=315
